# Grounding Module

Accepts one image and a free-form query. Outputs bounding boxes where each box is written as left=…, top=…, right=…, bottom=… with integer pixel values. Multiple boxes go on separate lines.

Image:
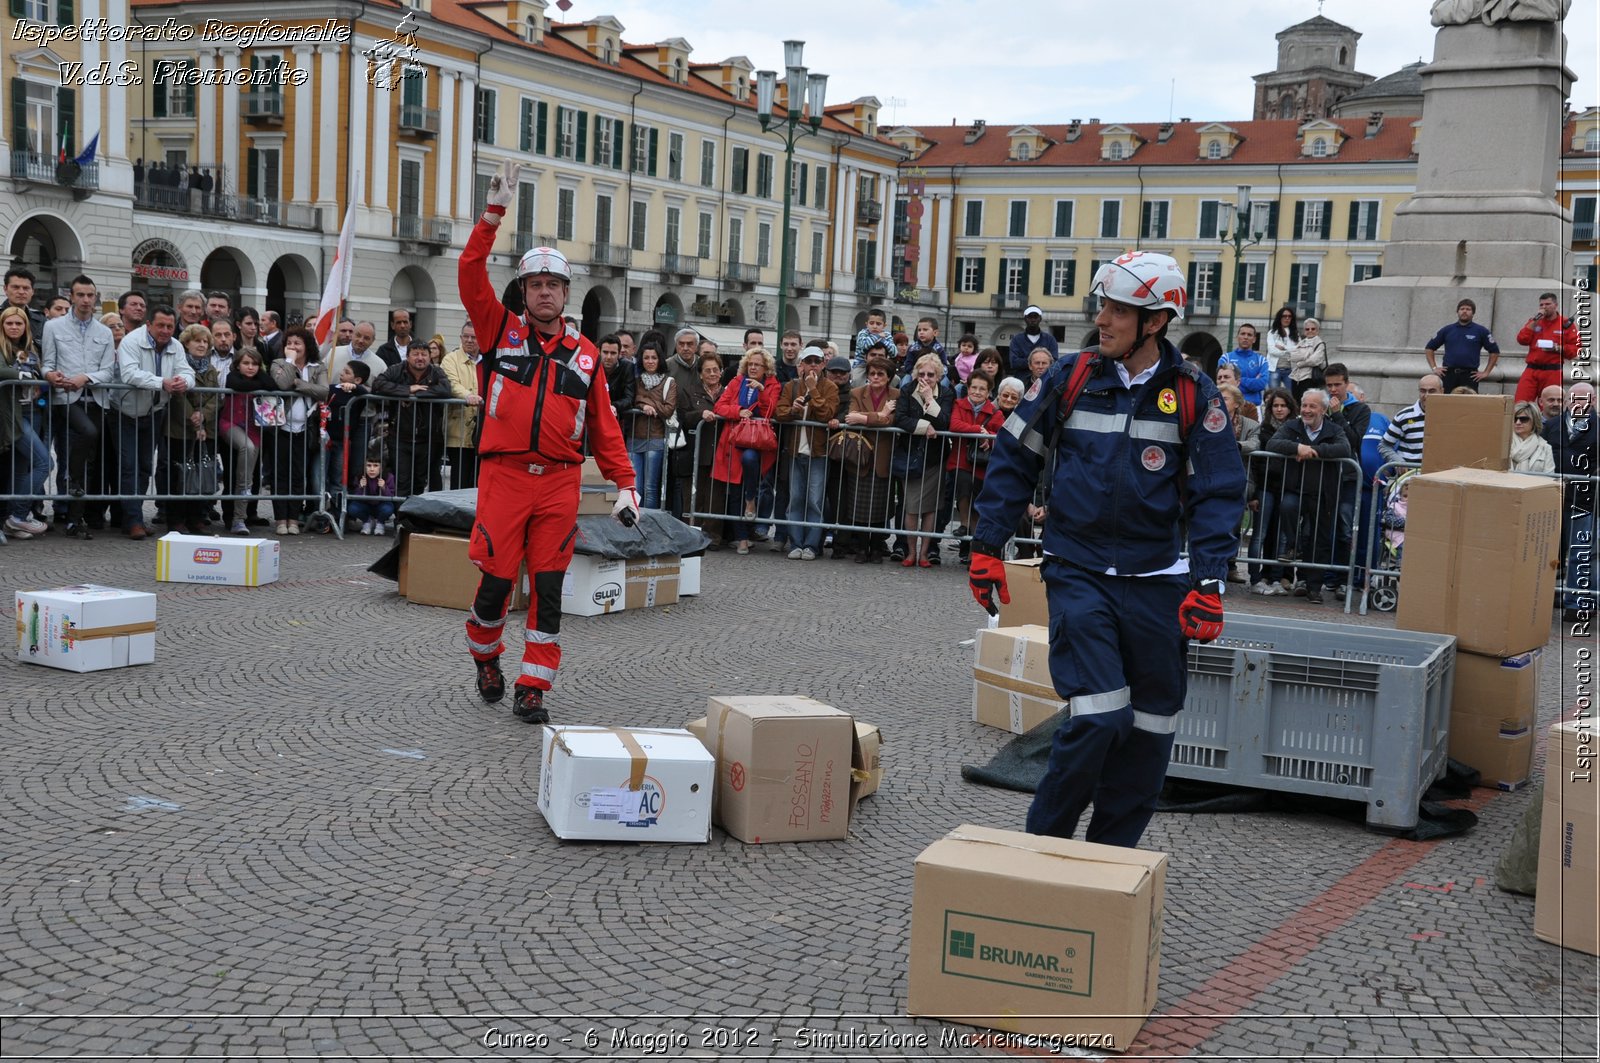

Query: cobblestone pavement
left=0, top=526, right=1594, bottom=1061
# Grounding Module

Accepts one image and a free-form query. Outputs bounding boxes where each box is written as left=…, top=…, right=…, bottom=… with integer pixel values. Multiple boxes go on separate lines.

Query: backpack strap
left=1056, top=350, right=1102, bottom=423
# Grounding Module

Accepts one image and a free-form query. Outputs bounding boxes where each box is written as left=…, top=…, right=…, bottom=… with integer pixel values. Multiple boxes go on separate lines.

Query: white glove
left=485, top=161, right=521, bottom=210
left=612, top=486, right=641, bottom=527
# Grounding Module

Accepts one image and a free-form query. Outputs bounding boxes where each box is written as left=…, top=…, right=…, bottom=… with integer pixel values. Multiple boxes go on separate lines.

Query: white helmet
left=1089, top=251, right=1187, bottom=320
left=518, top=246, right=571, bottom=282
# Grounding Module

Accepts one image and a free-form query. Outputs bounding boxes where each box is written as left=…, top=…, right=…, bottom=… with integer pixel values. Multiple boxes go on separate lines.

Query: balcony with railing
left=856, top=199, right=883, bottom=225
left=990, top=293, right=1025, bottom=311
left=394, top=215, right=452, bottom=250
left=10, top=152, right=100, bottom=193
left=399, top=103, right=441, bottom=136
left=589, top=243, right=633, bottom=271
left=662, top=254, right=700, bottom=277
left=1189, top=299, right=1220, bottom=318
left=789, top=270, right=815, bottom=292
left=1292, top=300, right=1326, bottom=321
left=854, top=276, right=888, bottom=298
left=244, top=90, right=285, bottom=122
left=513, top=231, right=559, bottom=254
left=725, top=260, right=760, bottom=286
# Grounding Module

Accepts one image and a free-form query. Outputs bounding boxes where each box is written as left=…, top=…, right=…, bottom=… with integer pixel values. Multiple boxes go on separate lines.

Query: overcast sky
left=595, top=0, right=1599, bottom=126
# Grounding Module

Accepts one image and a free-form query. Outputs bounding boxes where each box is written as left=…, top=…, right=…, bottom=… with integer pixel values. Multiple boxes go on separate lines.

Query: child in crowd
left=852, top=308, right=894, bottom=368
left=946, top=372, right=1003, bottom=565
left=326, top=360, right=372, bottom=508
left=347, top=458, right=397, bottom=535
left=947, top=333, right=980, bottom=390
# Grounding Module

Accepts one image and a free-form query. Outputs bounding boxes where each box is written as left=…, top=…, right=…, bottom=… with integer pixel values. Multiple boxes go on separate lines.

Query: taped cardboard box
left=997, top=558, right=1048, bottom=629
left=399, top=531, right=527, bottom=611
left=851, top=721, right=884, bottom=802
left=973, top=625, right=1060, bottom=734
left=1395, top=468, right=1561, bottom=656
left=1535, top=722, right=1599, bottom=955
left=625, top=555, right=680, bottom=609
left=16, top=585, right=157, bottom=673
left=578, top=485, right=620, bottom=515
left=1420, top=393, right=1514, bottom=473
left=537, top=725, right=714, bottom=843
left=156, top=532, right=280, bottom=586
left=908, top=825, right=1166, bottom=1051
left=1448, top=650, right=1539, bottom=788
left=562, top=555, right=627, bottom=615
left=704, top=695, right=855, bottom=843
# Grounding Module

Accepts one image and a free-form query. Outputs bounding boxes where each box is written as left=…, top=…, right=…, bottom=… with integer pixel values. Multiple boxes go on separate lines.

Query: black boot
left=513, top=686, right=548, bottom=724
left=475, top=656, right=506, bottom=703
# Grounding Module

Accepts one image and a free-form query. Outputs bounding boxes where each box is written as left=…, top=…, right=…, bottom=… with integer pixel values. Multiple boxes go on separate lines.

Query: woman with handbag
left=1289, top=318, right=1327, bottom=403
left=711, top=347, right=780, bottom=554
left=157, top=324, right=221, bottom=533
left=678, top=350, right=727, bottom=546
left=893, top=352, right=954, bottom=568
left=265, top=328, right=330, bottom=534
left=834, top=355, right=899, bottom=563
left=219, top=348, right=273, bottom=535
left=626, top=344, right=675, bottom=510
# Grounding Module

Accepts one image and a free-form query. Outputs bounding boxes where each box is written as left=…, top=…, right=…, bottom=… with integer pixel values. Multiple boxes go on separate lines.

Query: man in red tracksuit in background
left=1513, top=291, right=1581, bottom=402
left=459, top=161, right=640, bottom=724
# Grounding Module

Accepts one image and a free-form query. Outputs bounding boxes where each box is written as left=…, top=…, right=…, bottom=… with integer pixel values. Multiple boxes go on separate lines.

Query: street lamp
left=1218, top=184, right=1263, bottom=350
left=755, top=40, right=826, bottom=338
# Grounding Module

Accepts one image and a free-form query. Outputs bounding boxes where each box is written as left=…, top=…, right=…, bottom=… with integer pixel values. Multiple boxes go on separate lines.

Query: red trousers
left=1515, top=365, right=1563, bottom=403
left=464, top=456, right=581, bottom=690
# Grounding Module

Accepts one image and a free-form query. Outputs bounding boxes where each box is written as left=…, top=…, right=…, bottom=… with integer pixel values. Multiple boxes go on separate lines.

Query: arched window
left=602, top=39, right=614, bottom=64
left=1016, top=142, right=1031, bottom=160
left=1108, top=140, right=1125, bottom=160
left=1312, top=137, right=1328, bottom=157
left=673, top=56, right=685, bottom=82
left=1339, top=46, right=1349, bottom=66
left=1207, top=139, right=1222, bottom=159
left=1280, top=95, right=1295, bottom=120
left=735, top=77, right=746, bottom=100
left=524, top=15, right=538, bottom=41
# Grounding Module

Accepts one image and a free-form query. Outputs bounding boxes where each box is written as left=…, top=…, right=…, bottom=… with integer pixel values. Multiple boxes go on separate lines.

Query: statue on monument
left=1429, top=0, right=1571, bottom=26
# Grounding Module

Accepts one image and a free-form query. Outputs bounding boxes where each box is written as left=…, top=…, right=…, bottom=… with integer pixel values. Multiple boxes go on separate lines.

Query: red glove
left=968, top=545, right=1010, bottom=617
left=1178, top=580, right=1225, bottom=642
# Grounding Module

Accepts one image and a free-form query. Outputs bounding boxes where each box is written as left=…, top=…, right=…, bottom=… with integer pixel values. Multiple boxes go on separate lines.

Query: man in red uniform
left=1514, top=291, right=1580, bottom=402
left=459, top=162, right=640, bottom=724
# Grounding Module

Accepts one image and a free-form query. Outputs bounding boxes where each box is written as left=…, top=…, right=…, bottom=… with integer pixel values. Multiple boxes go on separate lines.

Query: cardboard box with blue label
left=16, top=585, right=157, bottom=673
left=908, top=825, right=1166, bottom=1050
left=156, top=532, right=280, bottom=586
left=1448, top=649, right=1539, bottom=789
left=537, top=725, right=714, bottom=843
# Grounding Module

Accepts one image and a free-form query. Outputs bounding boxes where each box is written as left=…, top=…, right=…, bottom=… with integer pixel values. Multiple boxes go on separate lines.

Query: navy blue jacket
left=1008, top=329, right=1060, bottom=374
left=974, top=341, right=1246, bottom=582
left=1545, top=411, right=1597, bottom=514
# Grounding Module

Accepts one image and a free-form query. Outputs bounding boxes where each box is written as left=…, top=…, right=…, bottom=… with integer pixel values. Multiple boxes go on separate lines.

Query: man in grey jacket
left=41, top=274, right=118, bottom=536
left=112, top=304, right=194, bottom=539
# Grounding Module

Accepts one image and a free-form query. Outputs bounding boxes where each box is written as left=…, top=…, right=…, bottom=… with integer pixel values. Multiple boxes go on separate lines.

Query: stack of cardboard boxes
left=1535, top=720, right=1599, bottom=956
left=1395, top=466, right=1561, bottom=789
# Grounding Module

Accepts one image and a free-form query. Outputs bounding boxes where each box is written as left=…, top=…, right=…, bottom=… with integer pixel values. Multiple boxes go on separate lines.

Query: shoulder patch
left=1024, top=378, right=1041, bottom=402
left=1203, top=407, right=1229, bottom=434
left=577, top=352, right=595, bottom=374
left=1158, top=388, right=1178, bottom=414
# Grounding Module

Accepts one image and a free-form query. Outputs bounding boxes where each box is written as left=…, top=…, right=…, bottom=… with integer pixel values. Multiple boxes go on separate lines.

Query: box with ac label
left=537, top=725, right=714, bottom=843
left=703, top=695, right=855, bottom=843
left=16, top=585, right=157, bottom=673
left=908, top=825, right=1166, bottom=1050
left=156, top=532, right=280, bottom=586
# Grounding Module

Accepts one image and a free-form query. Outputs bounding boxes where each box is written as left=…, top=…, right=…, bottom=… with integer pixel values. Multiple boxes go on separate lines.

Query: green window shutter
left=57, top=0, right=73, bottom=22
left=1235, top=263, right=1247, bottom=301
left=591, top=112, right=602, bottom=163
left=1287, top=264, right=1301, bottom=304
left=1321, top=200, right=1333, bottom=239
left=519, top=99, right=532, bottom=152
left=1292, top=201, right=1306, bottom=239
left=1365, top=208, right=1380, bottom=241
left=1199, top=200, right=1217, bottom=238
left=1019, top=259, right=1031, bottom=299
left=798, top=162, right=808, bottom=203
left=1186, top=260, right=1197, bottom=297
left=184, top=67, right=195, bottom=117
left=613, top=119, right=624, bottom=170
left=152, top=70, right=167, bottom=119
left=1347, top=203, right=1360, bottom=240
left=535, top=101, right=548, bottom=155
left=11, top=77, right=27, bottom=150
left=246, top=147, right=259, bottom=198
left=976, top=258, right=987, bottom=293
left=815, top=166, right=827, bottom=208
left=57, top=86, right=74, bottom=158
left=575, top=109, right=587, bottom=162
left=648, top=127, right=658, bottom=176
left=954, top=257, right=966, bottom=289
left=9, top=0, right=26, bottom=18
left=1064, top=259, right=1077, bottom=295
left=1266, top=201, right=1280, bottom=238
left=1042, top=260, right=1055, bottom=294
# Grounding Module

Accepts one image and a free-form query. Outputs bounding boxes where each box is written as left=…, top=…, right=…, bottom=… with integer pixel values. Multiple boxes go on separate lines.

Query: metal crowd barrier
left=331, top=392, right=475, bottom=531
left=1244, top=451, right=1366, bottom=612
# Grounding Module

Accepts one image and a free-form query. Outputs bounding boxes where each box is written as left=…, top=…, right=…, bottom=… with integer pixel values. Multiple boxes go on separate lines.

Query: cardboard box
left=625, top=555, right=680, bottom=610
left=1420, top=393, right=1515, bottom=473
left=704, top=695, right=855, bottom=843
left=578, top=485, right=619, bottom=515
left=155, top=532, right=280, bottom=586
left=580, top=457, right=608, bottom=485
left=851, top=721, right=884, bottom=802
left=1535, top=722, right=1599, bottom=955
left=908, top=825, right=1166, bottom=1050
left=685, top=715, right=710, bottom=750
left=400, top=532, right=527, bottom=611
left=1448, top=650, right=1539, bottom=788
left=537, top=725, right=714, bottom=843
left=1395, top=468, right=1561, bottom=656
left=16, top=585, right=157, bottom=673
left=997, top=558, right=1048, bottom=629
left=562, top=555, right=627, bottom=616
left=679, top=555, right=702, bottom=597
left=973, top=625, right=1061, bottom=734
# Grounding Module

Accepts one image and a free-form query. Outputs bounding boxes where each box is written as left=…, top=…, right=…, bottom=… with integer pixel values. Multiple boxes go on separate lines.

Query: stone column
left=349, top=45, right=370, bottom=214
left=878, top=175, right=897, bottom=281
left=435, top=71, right=456, bottom=219
left=369, top=58, right=393, bottom=222
left=455, top=76, right=476, bottom=219
left=316, top=45, right=339, bottom=215
left=219, top=46, right=240, bottom=195
left=80, top=0, right=101, bottom=151
left=196, top=49, right=218, bottom=168
left=292, top=44, right=314, bottom=205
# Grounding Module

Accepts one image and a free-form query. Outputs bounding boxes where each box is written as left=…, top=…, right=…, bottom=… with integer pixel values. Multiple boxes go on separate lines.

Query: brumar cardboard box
left=537, top=725, right=714, bottom=843
left=908, top=825, right=1167, bottom=1051
left=625, top=555, right=680, bottom=609
left=16, top=585, right=157, bottom=673
left=399, top=531, right=527, bottom=611
left=1448, top=650, right=1539, bottom=789
left=997, top=558, right=1048, bottom=628
left=704, top=695, right=855, bottom=843
left=973, top=625, right=1061, bottom=734
left=1420, top=393, right=1514, bottom=473
left=1534, top=720, right=1599, bottom=955
left=156, top=532, right=280, bottom=586
left=851, top=721, right=884, bottom=802
left=1395, top=468, right=1561, bottom=656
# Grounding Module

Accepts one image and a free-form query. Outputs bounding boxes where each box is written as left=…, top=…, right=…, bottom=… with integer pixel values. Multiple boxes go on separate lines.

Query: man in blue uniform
left=1423, top=299, right=1499, bottom=393
left=967, top=251, right=1246, bottom=848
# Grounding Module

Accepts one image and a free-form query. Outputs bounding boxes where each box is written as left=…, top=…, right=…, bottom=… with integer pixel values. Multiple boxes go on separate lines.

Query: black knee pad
left=533, top=571, right=565, bottom=634
left=472, top=573, right=515, bottom=618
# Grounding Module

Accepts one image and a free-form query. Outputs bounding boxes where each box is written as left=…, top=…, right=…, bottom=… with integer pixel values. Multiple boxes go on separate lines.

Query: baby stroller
left=1367, top=469, right=1416, bottom=612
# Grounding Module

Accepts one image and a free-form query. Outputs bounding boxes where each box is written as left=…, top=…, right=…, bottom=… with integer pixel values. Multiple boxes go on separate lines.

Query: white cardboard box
left=156, top=532, right=280, bottom=586
left=16, top=585, right=157, bottom=672
left=679, top=555, right=702, bottom=597
left=538, top=725, right=714, bottom=843
left=561, top=555, right=627, bottom=616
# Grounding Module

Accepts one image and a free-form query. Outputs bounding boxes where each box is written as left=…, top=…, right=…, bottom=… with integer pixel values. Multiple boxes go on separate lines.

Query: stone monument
left=1339, top=0, right=1582, bottom=407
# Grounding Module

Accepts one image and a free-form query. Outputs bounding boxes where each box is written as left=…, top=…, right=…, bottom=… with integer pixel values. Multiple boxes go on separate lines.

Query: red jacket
left=1516, top=313, right=1580, bottom=368
left=711, top=374, right=781, bottom=483
left=946, top=396, right=1003, bottom=474
left=458, top=213, right=634, bottom=487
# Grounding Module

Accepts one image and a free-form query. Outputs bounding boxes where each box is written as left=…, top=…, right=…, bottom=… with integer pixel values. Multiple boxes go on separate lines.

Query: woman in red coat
left=946, top=371, right=1004, bottom=565
left=712, top=348, right=781, bottom=554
